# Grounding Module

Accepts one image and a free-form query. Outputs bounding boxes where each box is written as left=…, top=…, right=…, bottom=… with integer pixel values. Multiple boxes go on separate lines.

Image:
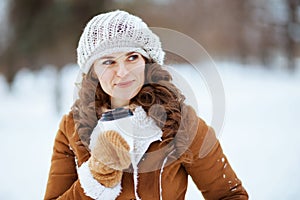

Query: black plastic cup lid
left=100, top=107, right=133, bottom=121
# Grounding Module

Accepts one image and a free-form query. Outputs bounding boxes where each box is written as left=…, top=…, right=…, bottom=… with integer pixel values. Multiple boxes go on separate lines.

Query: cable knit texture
left=88, top=130, right=131, bottom=188
left=88, top=156, right=123, bottom=188
left=77, top=10, right=165, bottom=74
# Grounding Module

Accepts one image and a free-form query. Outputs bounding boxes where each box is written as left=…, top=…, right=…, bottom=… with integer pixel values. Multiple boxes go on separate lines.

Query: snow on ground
left=0, top=61, right=299, bottom=199
left=218, top=63, right=300, bottom=199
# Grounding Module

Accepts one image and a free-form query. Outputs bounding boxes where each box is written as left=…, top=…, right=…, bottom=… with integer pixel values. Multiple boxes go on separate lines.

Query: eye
left=128, top=54, right=139, bottom=61
left=102, top=60, right=115, bottom=65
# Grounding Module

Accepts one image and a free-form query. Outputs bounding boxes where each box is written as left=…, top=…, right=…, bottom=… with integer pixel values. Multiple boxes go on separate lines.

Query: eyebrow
left=99, top=52, right=136, bottom=60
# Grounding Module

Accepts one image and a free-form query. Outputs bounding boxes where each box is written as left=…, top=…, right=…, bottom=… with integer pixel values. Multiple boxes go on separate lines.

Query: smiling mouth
left=115, top=80, right=135, bottom=88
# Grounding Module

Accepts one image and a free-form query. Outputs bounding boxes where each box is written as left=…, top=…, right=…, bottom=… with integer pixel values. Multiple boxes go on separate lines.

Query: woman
left=44, top=10, right=248, bottom=200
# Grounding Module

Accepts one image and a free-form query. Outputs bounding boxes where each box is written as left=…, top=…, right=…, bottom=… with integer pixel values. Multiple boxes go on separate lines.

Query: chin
left=116, top=87, right=140, bottom=99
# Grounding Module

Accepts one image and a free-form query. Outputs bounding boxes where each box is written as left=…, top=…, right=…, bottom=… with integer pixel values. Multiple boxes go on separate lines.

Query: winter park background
left=1, top=0, right=300, bottom=199
left=0, top=61, right=300, bottom=200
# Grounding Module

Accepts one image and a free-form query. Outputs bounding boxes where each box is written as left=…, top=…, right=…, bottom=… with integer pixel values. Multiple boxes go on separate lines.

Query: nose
left=116, top=62, right=129, bottom=77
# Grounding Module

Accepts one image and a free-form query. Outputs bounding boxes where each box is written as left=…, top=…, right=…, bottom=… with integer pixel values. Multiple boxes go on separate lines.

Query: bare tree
left=286, top=0, right=300, bottom=71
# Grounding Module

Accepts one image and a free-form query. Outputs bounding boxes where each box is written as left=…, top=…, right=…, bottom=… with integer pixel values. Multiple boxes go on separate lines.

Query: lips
left=115, top=80, right=135, bottom=88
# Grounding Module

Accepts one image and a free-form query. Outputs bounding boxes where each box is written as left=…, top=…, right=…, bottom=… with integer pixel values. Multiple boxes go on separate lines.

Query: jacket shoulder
left=58, top=111, right=90, bottom=165
left=58, top=111, right=75, bottom=136
left=178, top=104, right=217, bottom=160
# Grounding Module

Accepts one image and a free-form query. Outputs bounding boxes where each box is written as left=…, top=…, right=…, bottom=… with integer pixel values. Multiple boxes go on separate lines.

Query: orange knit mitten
left=88, top=130, right=131, bottom=187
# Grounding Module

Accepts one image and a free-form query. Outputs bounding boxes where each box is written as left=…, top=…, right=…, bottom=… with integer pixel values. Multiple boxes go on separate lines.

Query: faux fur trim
left=159, top=149, right=176, bottom=200
left=78, top=162, right=122, bottom=200
left=132, top=162, right=141, bottom=200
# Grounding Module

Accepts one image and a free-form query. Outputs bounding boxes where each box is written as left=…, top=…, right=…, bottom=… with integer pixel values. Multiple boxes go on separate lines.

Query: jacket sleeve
left=44, top=115, right=122, bottom=200
left=182, top=118, right=249, bottom=199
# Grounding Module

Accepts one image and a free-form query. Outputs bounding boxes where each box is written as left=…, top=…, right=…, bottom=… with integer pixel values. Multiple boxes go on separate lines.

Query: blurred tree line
left=0, top=0, right=111, bottom=84
left=0, top=0, right=299, bottom=86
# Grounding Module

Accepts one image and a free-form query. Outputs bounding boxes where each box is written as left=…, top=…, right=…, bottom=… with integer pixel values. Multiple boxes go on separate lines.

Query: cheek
left=95, top=68, right=114, bottom=83
left=139, top=68, right=145, bottom=83
left=139, top=66, right=145, bottom=82
left=134, top=62, right=145, bottom=81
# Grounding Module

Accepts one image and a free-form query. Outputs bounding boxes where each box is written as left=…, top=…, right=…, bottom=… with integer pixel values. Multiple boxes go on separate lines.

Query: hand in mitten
left=97, top=106, right=163, bottom=165
left=88, top=130, right=131, bottom=187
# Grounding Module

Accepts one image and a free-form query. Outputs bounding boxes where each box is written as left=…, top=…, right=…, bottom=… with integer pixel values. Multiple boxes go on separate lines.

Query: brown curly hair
left=71, top=61, right=198, bottom=162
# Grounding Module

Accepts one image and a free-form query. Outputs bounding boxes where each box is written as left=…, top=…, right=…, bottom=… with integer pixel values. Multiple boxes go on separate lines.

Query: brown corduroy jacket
left=44, top=111, right=248, bottom=200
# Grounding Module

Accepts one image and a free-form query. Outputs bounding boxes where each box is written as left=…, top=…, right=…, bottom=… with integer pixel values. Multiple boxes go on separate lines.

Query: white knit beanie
left=77, top=10, right=165, bottom=74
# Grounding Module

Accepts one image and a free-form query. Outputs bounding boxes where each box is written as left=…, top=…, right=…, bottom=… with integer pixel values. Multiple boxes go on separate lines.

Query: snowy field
left=0, top=61, right=299, bottom=199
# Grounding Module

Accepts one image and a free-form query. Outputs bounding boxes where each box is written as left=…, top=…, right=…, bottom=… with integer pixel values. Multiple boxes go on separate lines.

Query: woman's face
left=93, top=52, right=146, bottom=108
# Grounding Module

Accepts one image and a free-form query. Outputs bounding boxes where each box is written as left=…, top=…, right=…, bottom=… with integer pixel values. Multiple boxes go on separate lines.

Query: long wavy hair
left=71, top=60, right=198, bottom=162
